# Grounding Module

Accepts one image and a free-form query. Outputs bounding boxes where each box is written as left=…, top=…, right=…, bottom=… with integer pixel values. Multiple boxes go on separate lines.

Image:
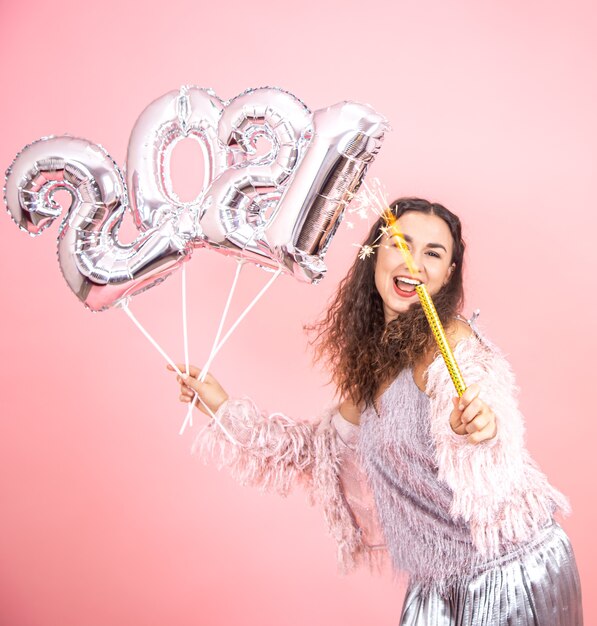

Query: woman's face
left=374, top=211, right=456, bottom=322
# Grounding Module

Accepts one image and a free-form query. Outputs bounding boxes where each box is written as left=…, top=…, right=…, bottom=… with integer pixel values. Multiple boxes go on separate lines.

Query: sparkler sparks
left=345, top=177, right=390, bottom=230
left=355, top=243, right=376, bottom=260
left=380, top=225, right=392, bottom=238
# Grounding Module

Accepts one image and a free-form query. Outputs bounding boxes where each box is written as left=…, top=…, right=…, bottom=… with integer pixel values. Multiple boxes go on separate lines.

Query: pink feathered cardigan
left=192, top=322, right=570, bottom=576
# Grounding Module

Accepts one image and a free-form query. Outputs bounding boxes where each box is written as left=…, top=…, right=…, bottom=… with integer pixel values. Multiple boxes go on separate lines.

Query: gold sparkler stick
left=384, top=210, right=467, bottom=397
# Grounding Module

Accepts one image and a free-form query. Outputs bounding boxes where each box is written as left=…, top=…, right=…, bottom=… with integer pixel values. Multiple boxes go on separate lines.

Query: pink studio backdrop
left=1, top=1, right=596, bottom=625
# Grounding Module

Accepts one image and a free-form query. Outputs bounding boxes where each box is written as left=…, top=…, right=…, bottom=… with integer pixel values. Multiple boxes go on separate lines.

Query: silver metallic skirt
left=399, top=522, right=583, bottom=625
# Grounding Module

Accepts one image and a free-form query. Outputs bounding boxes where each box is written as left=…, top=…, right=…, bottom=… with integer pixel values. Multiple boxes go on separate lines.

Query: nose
left=399, top=249, right=425, bottom=279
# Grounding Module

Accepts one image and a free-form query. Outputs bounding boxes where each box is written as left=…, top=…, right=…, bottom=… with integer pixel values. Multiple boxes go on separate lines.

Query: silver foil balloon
left=4, top=136, right=191, bottom=311
left=4, top=87, right=388, bottom=306
left=198, top=87, right=313, bottom=264
left=198, top=94, right=388, bottom=283
left=268, top=101, right=389, bottom=282
left=126, top=85, right=227, bottom=240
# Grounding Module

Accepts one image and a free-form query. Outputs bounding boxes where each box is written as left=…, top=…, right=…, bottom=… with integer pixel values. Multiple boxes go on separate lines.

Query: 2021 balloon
left=4, top=86, right=388, bottom=310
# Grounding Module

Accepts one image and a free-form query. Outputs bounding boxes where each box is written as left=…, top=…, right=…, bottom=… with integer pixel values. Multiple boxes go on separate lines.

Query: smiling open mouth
left=393, top=276, right=422, bottom=294
left=392, top=276, right=422, bottom=298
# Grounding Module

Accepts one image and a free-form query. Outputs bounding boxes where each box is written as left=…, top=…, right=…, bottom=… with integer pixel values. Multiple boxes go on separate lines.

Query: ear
left=443, top=263, right=456, bottom=286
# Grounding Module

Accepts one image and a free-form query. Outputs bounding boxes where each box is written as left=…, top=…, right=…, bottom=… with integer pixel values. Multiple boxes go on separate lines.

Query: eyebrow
left=401, top=233, right=448, bottom=253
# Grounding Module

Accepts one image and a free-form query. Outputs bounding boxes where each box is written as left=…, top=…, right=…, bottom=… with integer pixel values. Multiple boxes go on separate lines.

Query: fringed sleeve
left=316, top=412, right=388, bottom=572
left=192, top=397, right=387, bottom=572
left=425, top=330, right=571, bottom=558
left=191, top=397, right=314, bottom=495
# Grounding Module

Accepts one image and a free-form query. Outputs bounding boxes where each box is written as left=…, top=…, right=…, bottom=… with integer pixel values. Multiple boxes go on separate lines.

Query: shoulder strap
left=454, top=308, right=481, bottom=334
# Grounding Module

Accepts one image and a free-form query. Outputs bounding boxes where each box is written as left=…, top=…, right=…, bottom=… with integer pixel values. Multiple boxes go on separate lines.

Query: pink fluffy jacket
left=191, top=326, right=570, bottom=579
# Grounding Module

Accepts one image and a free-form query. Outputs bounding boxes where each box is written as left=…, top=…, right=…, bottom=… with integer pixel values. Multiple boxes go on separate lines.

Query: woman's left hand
left=449, top=383, right=497, bottom=444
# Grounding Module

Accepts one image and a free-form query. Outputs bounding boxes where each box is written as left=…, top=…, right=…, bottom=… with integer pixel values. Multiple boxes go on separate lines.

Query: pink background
left=1, top=0, right=596, bottom=624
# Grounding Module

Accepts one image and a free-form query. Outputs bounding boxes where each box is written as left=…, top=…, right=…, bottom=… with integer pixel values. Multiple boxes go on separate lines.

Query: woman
left=169, top=198, right=583, bottom=625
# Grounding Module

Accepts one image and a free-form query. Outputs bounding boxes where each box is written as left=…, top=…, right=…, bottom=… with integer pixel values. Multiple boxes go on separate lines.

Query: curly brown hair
left=308, top=197, right=466, bottom=408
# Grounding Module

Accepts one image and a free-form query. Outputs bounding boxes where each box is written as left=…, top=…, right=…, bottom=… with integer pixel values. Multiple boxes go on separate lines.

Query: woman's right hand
left=166, top=363, right=229, bottom=416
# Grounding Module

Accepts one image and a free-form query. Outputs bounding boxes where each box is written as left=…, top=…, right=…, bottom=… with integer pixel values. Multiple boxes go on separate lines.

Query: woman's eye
left=426, top=251, right=440, bottom=258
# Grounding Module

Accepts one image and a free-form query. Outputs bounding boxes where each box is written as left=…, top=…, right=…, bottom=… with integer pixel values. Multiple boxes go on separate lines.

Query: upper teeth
left=396, top=276, right=421, bottom=285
